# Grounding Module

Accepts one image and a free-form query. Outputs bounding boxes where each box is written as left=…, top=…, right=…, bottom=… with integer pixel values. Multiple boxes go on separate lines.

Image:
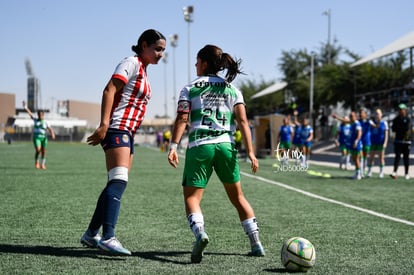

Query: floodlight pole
left=310, top=53, right=315, bottom=127
left=323, top=9, right=331, bottom=64
left=162, top=52, right=168, bottom=119
left=170, top=34, right=178, bottom=117
left=183, top=6, right=194, bottom=83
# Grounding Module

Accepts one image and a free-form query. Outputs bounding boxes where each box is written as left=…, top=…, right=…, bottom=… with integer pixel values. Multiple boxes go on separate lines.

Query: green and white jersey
left=33, top=119, right=49, bottom=138
left=177, top=75, right=244, bottom=148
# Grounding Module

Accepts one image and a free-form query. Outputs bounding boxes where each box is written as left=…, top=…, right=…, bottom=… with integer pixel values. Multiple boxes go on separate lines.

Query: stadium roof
left=250, top=81, right=288, bottom=99
left=351, top=31, right=414, bottom=67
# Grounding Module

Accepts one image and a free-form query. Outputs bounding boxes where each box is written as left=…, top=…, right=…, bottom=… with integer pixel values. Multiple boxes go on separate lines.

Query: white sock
left=242, top=217, right=260, bottom=247
left=360, top=157, right=364, bottom=173
left=187, top=213, right=204, bottom=238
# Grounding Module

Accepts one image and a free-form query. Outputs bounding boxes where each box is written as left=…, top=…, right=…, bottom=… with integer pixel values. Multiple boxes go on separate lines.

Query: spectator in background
left=156, top=130, right=163, bottom=150
left=367, top=109, right=388, bottom=178
left=334, top=115, right=351, bottom=170
left=299, top=116, right=313, bottom=167
left=162, top=128, right=171, bottom=152
left=276, top=116, right=293, bottom=165
left=333, top=112, right=362, bottom=179
left=359, top=108, right=374, bottom=177
left=390, top=103, right=411, bottom=180
left=292, top=111, right=303, bottom=165
left=349, top=111, right=363, bottom=180
left=234, top=127, right=243, bottom=151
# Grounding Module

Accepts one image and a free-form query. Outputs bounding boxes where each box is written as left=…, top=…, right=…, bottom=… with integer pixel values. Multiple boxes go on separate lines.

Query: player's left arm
left=307, top=128, right=314, bottom=142
left=383, top=129, right=389, bottom=148
left=234, top=103, right=258, bottom=173
left=48, top=124, right=56, bottom=140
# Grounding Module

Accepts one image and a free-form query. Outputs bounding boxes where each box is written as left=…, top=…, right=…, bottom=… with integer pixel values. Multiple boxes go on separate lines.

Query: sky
left=1, top=0, right=413, bottom=119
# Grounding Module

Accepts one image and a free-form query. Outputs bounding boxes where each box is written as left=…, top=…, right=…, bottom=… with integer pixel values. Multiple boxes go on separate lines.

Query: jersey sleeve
left=233, top=86, right=245, bottom=106
left=112, top=57, right=137, bottom=84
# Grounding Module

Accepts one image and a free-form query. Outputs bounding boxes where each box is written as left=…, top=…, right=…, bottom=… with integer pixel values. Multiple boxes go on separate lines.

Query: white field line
left=151, top=146, right=414, bottom=227
left=241, top=171, right=414, bottom=227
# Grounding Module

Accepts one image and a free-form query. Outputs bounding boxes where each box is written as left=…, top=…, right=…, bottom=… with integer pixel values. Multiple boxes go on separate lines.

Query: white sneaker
left=405, top=175, right=410, bottom=180
left=352, top=174, right=361, bottom=180
left=80, top=231, right=102, bottom=248
left=98, top=237, right=131, bottom=256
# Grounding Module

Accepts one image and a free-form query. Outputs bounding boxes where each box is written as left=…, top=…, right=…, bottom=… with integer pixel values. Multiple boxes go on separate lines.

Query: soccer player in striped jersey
left=81, top=29, right=166, bottom=255
left=167, top=44, right=265, bottom=263
left=22, top=101, right=55, bottom=169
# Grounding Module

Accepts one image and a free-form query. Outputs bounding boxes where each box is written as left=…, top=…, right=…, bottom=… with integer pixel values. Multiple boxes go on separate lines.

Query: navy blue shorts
left=101, top=129, right=134, bottom=155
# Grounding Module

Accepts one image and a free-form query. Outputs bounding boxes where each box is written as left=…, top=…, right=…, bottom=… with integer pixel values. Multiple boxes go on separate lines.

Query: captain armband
left=177, top=100, right=191, bottom=113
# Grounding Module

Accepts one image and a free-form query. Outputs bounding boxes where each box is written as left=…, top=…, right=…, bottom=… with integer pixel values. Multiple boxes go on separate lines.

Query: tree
left=238, top=78, right=284, bottom=119
left=239, top=40, right=413, bottom=120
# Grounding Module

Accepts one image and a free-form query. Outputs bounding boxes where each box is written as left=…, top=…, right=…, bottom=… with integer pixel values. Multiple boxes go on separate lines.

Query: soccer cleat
left=80, top=231, right=102, bottom=248
left=35, top=162, right=40, bottom=169
left=41, top=164, right=46, bottom=170
left=405, top=175, right=410, bottom=180
left=191, top=231, right=209, bottom=263
left=366, top=171, right=372, bottom=178
left=98, top=237, right=131, bottom=256
left=390, top=172, right=397, bottom=179
left=352, top=174, right=361, bottom=180
left=248, top=243, right=265, bottom=257
left=379, top=172, right=384, bottom=178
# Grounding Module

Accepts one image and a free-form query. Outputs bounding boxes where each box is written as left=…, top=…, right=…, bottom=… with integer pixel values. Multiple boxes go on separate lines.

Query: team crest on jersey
left=177, top=101, right=191, bottom=113
left=122, top=134, right=129, bottom=143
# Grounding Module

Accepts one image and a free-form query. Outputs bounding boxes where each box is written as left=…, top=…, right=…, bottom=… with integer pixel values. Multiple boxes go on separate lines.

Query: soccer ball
left=281, top=237, right=316, bottom=272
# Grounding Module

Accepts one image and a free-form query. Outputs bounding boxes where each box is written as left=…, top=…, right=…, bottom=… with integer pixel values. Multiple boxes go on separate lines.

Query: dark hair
left=131, top=29, right=166, bottom=55
left=197, top=44, right=243, bottom=83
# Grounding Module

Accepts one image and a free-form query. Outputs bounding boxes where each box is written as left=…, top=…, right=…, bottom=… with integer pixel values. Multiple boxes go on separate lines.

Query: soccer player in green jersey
left=23, top=101, right=55, bottom=169
left=167, top=44, right=265, bottom=263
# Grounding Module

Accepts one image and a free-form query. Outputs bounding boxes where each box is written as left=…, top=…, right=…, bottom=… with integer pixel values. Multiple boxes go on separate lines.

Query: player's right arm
left=22, top=101, right=34, bottom=119
left=87, top=78, right=124, bottom=146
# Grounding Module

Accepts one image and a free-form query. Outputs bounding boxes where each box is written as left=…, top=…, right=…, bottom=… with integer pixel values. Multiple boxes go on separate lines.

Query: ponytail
left=197, top=45, right=244, bottom=83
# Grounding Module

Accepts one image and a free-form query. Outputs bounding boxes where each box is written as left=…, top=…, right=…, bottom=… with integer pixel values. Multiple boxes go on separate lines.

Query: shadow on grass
left=133, top=251, right=245, bottom=265
left=263, top=268, right=291, bottom=273
left=0, top=243, right=126, bottom=260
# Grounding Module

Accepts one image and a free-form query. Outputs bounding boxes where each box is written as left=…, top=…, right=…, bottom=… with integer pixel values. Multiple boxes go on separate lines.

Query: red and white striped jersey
left=109, top=56, right=151, bottom=137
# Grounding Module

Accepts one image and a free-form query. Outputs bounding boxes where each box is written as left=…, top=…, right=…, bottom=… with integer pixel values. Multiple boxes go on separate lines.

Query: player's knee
left=108, top=166, right=128, bottom=182
left=106, top=167, right=128, bottom=199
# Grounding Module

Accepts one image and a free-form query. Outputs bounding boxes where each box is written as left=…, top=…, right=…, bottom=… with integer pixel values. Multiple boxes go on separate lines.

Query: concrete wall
left=67, top=100, right=101, bottom=129
left=0, top=93, right=16, bottom=128
left=254, top=114, right=284, bottom=157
